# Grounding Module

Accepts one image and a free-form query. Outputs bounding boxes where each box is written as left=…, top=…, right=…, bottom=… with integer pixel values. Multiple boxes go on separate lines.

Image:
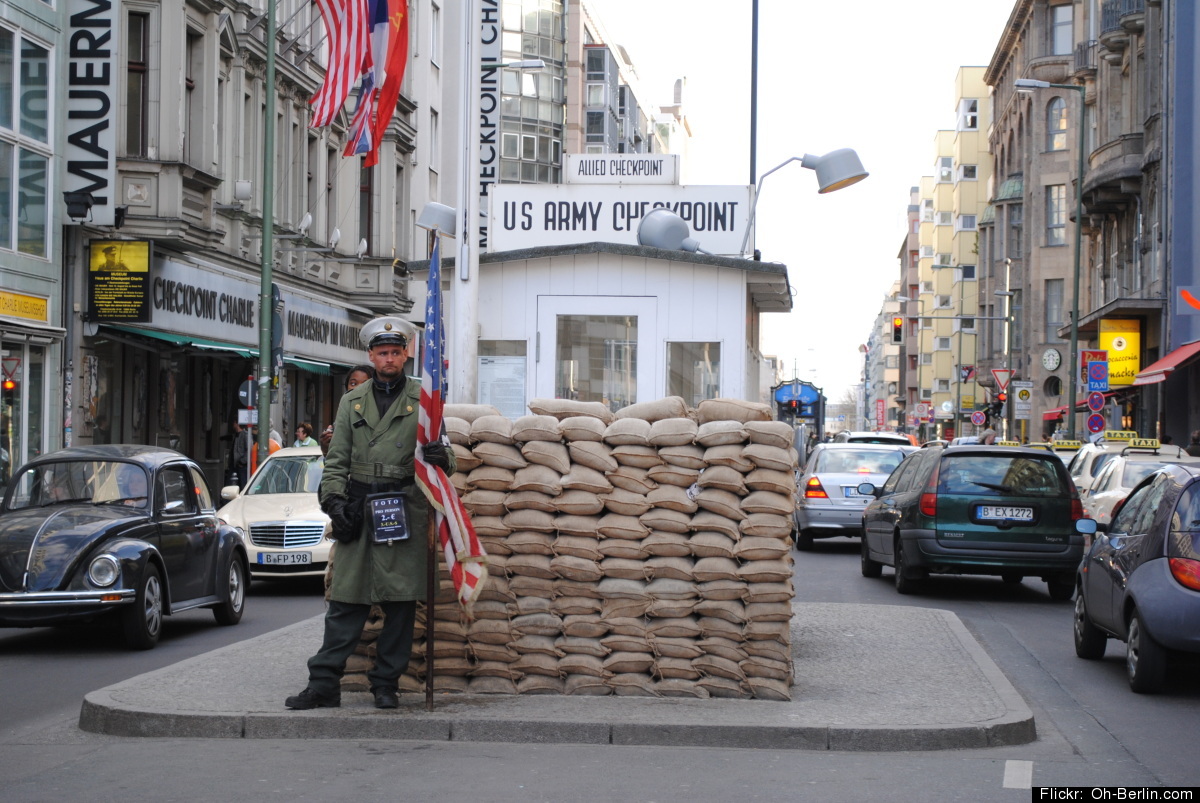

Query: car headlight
left=88, top=554, right=120, bottom=587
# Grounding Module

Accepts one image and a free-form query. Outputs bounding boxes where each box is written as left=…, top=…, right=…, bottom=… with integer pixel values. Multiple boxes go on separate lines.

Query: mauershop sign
left=564, top=154, right=678, bottom=185
left=65, top=0, right=119, bottom=226
left=490, top=184, right=751, bottom=255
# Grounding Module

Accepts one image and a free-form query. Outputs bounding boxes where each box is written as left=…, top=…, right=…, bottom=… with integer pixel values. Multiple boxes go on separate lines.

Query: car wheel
left=1046, top=575, right=1075, bottom=601
left=1127, top=610, right=1167, bottom=694
left=121, top=563, right=163, bottom=650
left=1001, top=572, right=1023, bottom=585
left=1073, top=591, right=1107, bottom=659
left=894, top=538, right=918, bottom=595
left=860, top=535, right=882, bottom=578
left=213, top=556, right=247, bottom=626
left=795, top=528, right=814, bottom=551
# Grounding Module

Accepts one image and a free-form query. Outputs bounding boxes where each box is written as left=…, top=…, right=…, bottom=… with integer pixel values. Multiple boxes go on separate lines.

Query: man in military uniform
left=285, top=316, right=454, bottom=710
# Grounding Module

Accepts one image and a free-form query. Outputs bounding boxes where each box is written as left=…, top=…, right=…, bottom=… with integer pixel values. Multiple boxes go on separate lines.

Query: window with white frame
left=937, top=157, right=953, bottom=183
left=0, top=27, right=51, bottom=258
left=126, top=12, right=150, bottom=157
left=920, top=353, right=933, bottom=365
left=935, top=337, right=951, bottom=351
left=921, top=280, right=933, bottom=293
left=921, top=388, right=932, bottom=400
left=921, top=199, right=934, bottom=221
left=885, top=355, right=899, bottom=369
left=959, top=264, right=976, bottom=280
left=430, top=2, right=442, bottom=66
left=956, top=215, right=977, bottom=231
left=955, top=318, right=976, bottom=333
left=1045, top=278, right=1065, bottom=335
left=958, top=99, right=978, bottom=131
left=958, top=164, right=978, bottom=181
left=586, top=83, right=604, bottom=107
left=935, top=253, right=953, bottom=267
left=920, top=245, right=934, bottom=258
left=935, top=378, right=951, bottom=392
left=936, top=211, right=952, bottom=226
left=935, top=295, right=952, bottom=309
left=1046, top=185, right=1067, bottom=246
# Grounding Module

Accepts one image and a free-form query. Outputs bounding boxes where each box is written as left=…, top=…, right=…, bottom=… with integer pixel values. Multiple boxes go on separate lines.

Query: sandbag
left=444, top=404, right=502, bottom=423
left=558, top=415, right=607, bottom=441
left=648, top=417, right=698, bottom=447
left=603, top=418, right=652, bottom=446
left=695, top=398, right=771, bottom=424
left=470, top=415, right=515, bottom=444
left=511, top=414, right=562, bottom=443
left=612, top=396, right=689, bottom=422
left=528, top=398, right=615, bottom=424
left=520, top=441, right=571, bottom=474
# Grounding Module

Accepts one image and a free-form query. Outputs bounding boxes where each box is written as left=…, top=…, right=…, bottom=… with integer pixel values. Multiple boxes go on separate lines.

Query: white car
left=1081, top=444, right=1200, bottom=528
left=217, top=446, right=331, bottom=580
left=1066, top=431, right=1148, bottom=493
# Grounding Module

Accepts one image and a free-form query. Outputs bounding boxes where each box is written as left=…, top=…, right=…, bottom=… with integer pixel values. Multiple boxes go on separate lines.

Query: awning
left=1133, top=340, right=1200, bottom=386
left=285, top=357, right=331, bottom=375
left=101, top=324, right=257, bottom=359
left=1042, top=391, right=1121, bottom=420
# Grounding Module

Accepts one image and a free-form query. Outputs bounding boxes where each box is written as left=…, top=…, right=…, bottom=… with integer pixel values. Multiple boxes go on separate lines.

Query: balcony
left=1082, top=133, right=1145, bottom=213
left=1099, top=0, right=1129, bottom=52
left=1073, top=40, right=1098, bottom=78
left=1120, top=0, right=1146, bottom=32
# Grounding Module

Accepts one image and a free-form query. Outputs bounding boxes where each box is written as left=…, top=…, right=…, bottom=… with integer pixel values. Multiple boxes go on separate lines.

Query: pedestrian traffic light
left=891, top=316, right=904, bottom=344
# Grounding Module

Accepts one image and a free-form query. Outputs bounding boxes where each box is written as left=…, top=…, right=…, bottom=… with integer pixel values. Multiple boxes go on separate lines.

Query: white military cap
left=360, top=316, right=417, bottom=349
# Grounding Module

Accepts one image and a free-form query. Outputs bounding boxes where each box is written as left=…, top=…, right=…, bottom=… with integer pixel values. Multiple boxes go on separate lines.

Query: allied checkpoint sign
left=490, top=184, right=752, bottom=256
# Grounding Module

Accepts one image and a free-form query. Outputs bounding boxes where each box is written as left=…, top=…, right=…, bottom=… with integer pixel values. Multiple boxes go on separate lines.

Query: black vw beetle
left=0, top=445, right=248, bottom=649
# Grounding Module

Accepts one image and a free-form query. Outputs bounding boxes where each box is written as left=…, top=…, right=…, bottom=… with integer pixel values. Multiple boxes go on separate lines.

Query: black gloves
left=322, top=496, right=361, bottom=543
left=422, top=441, right=451, bottom=471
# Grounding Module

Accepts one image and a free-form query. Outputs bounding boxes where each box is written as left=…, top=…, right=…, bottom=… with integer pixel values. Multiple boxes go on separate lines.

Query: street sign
left=1087, top=361, right=1109, bottom=392
left=971, top=410, right=986, bottom=425
left=1081, top=349, right=1107, bottom=383
left=991, top=369, right=1013, bottom=391
left=238, top=379, right=258, bottom=408
left=1087, top=413, right=1106, bottom=434
left=1087, top=391, right=1106, bottom=412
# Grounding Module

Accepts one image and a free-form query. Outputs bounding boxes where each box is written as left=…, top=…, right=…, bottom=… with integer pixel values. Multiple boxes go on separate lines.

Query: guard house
left=409, top=241, right=792, bottom=417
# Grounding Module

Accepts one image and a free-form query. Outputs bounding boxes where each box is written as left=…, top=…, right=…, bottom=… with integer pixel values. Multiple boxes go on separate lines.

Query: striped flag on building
left=309, top=0, right=370, bottom=127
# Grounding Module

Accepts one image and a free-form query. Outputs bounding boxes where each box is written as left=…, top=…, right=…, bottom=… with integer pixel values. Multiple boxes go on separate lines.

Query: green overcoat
left=318, top=377, right=456, bottom=605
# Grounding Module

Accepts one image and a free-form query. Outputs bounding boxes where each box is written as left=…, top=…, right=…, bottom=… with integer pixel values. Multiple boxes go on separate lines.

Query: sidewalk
left=79, top=602, right=1035, bottom=751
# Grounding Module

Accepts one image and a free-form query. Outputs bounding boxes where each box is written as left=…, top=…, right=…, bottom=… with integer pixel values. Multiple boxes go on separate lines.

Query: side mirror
left=1075, top=518, right=1098, bottom=536
left=857, top=482, right=879, bottom=498
left=220, top=485, right=241, bottom=501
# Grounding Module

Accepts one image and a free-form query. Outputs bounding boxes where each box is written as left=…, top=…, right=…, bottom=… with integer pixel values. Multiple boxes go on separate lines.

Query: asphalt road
left=2, top=543, right=1198, bottom=801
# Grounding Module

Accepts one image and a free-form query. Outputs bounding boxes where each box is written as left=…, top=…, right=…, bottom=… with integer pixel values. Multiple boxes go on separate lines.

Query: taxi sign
left=1054, top=440, right=1083, bottom=451
left=996, top=440, right=1022, bottom=447
left=1027, top=443, right=1054, bottom=451
left=1103, top=430, right=1138, bottom=442
left=1128, top=438, right=1161, bottom=449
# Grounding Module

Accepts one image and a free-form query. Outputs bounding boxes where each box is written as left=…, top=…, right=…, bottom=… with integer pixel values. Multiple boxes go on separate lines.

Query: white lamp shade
left=801, top=149, right=869, bottom=194
left=416, top=202, right=458, bottom=236
left=636, top=208, right=701, bottom=252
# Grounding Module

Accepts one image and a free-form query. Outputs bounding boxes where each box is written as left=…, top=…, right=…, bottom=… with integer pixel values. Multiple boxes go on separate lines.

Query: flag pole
left=424, top=225, right=437, bottom=713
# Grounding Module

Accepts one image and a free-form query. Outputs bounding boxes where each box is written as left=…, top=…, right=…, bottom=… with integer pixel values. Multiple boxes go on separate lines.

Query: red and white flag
left=414, top=235, right=488, bottom=612
left=309, top=0, right=370, bottom=127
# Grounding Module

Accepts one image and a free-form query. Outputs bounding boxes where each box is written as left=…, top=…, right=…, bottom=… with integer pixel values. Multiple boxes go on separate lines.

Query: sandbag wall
left=343, top=397, right=799, bottom=701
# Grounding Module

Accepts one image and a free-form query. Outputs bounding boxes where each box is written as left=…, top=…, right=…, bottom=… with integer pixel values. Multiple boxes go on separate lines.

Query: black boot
left=285, top=687, right=341, bottom=710
left=372, top=687, right=399, bottom=709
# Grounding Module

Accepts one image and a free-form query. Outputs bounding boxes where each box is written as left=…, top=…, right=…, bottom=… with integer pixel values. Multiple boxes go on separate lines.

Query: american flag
left=310, top=0, right=370, bottom=127
left=414, top=235, right=488, bottom=612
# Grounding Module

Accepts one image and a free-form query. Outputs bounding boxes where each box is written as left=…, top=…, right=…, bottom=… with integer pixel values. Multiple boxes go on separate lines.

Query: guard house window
left=667, top=342, right=720, bottom=408
left=0, top=31, right=50, bottom=257
left=1046, top=185, right=1067, bottom=246
left=555, top=315, right=637, bottom=413
left=1051, top=4, right=1073, bottom=56
left=1045, top=278, right=1065, bottom=338
left=1047, top=98, right=1067, bottom=151
left=126, top=13, right=149, bottom=157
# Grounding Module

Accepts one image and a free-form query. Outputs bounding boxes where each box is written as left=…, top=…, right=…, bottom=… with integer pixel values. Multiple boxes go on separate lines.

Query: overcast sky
left=586, top=0, right=1017, bottom=402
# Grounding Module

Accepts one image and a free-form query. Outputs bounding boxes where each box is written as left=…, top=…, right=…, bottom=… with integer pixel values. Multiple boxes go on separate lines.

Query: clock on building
left=1042, top=348, right=1062, bottom=371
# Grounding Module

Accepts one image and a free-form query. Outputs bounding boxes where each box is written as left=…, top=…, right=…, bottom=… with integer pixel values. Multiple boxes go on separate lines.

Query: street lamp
left=1015, top=78, right=1086, bottom=440
left=740, top=149, right=869, bottom=255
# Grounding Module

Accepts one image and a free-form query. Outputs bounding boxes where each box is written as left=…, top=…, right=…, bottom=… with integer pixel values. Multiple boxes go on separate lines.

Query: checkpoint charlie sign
left=489, top=184, right=752, bottom=255
left=564, top=154, right=678, bottom=185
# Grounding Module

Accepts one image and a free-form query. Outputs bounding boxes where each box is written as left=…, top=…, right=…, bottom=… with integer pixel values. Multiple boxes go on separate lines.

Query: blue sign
left=1087, top=361, right=1109, bottom=392
left=1087, top=413, right=1106, bottom=433
left=774, top=382, right=820, bottom=405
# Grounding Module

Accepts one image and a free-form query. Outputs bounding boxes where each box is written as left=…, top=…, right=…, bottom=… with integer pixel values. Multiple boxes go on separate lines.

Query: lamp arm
left=739, top=156, right=805, bottom=255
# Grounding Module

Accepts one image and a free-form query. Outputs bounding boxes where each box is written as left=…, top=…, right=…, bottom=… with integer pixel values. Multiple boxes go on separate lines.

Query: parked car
left=0, top=445, right=248, bottom=649
left=794, top=443, right=915, bottom=549
left=858, top=443, right=1096, bottom=599
left=1073, top=463, right=1200, bottom=693
left=217, top=446, right=331, bottom=580
left=1065, top=430, right=1144, bottom=493
left=832, top=430, right=913, bottom=446
left=1081, top=441, right=1200, bottom=528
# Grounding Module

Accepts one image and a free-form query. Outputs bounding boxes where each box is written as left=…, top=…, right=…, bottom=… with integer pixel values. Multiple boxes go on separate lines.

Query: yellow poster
left=1099, top=319, right=1140, bottom=386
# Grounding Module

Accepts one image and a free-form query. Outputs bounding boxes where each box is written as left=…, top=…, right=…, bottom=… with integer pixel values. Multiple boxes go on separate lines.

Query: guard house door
left=535, top=296, right=658, bottom=412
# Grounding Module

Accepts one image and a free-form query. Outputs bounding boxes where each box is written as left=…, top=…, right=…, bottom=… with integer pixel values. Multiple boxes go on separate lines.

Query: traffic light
left=1, top=379, right=14, bottom=392
left=996, top=391, right=1007, bottom=405
left=891, top=316, right=904, bottom=344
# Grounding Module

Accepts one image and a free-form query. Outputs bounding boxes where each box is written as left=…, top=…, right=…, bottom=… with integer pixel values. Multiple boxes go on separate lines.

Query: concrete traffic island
left=79, top=602, right=1035, bottom=751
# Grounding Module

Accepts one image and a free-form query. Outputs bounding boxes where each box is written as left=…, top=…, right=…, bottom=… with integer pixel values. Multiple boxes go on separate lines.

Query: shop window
left=667, top=342, right=720, bottom=407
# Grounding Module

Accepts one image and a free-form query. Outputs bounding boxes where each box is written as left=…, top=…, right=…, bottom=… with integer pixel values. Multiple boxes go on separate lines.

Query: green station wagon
left=858, top=444, right=1096, bottom=599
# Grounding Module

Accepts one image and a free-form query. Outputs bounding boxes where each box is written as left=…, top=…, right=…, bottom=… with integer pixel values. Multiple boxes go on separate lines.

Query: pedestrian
left=980, top=428, right=997, bottom=445
left=293, top=422, right=318, bottom=448
left=248, top=425, right=282, bottom=477
left=230, top=421, right=249, bottom=486
left=320, top=364, right=376, bottom=456
left=285, top=316, right=454, bottom=711
left=1187, top=430, right=1200, bottom=457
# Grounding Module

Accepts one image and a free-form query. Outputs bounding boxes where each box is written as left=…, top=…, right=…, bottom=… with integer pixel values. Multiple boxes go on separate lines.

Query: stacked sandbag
left=342, top=399, right=796, bottom=700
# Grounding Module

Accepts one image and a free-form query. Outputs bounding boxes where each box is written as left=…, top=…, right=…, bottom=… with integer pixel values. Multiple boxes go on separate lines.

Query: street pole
left=256, top=0, right=277, bottom=463
left=954, top=271, right=964, bottom=438
left=1066, top=83, right=1086, bottom=441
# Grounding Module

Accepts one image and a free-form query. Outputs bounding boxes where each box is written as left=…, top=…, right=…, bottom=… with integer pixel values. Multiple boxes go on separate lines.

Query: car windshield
left=938, top=455, right=1066, bottom=497
left=816, top=449, right=905, bottom=475
left=4, top=460, right=150, bottom=510
left=1121, top=461, right=1170, bottom=489
left=248, top=455, right=324, bottom=495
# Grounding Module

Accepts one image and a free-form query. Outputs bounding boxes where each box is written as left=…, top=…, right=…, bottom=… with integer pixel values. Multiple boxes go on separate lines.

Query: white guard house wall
left=414, top=243, right=791, bottom=413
